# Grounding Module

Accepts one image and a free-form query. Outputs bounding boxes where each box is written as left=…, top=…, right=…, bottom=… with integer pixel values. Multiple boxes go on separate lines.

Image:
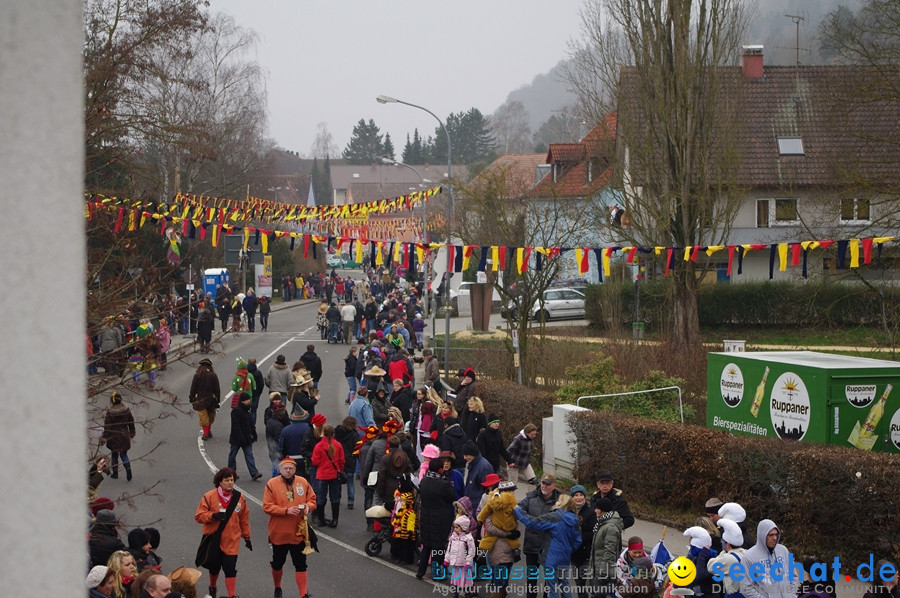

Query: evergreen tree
left=311, top=157, right=332, bottom=206
left=432, top=108, right=495, bottom=169
left=402, top=133, right=414, bottom=163
left=404, top=129, right=431, bottom=164
left=382, top=132, right=395, bottom=161
left=322, top=155, right=333, bottom=205
left=310, top=157, right=321, bottom=204
left=342, top=118, right=384, bottom=165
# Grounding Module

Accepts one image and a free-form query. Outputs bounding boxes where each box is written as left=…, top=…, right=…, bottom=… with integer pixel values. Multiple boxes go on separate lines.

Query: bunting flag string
left=86, top=196, right=897, bottom=280
left=85, top=185, right=442, bottom=225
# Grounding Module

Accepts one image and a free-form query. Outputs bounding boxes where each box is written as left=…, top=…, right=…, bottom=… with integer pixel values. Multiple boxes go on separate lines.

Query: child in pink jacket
left=444, top=515, right=476, bottom=595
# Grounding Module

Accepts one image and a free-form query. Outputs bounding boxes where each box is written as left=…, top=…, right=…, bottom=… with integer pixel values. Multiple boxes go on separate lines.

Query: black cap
left=597, top=471, right=613, bottom=482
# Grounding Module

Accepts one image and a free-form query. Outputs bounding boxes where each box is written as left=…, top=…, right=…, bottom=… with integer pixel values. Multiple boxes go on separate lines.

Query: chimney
left=742, top=45, right=764, bottom=79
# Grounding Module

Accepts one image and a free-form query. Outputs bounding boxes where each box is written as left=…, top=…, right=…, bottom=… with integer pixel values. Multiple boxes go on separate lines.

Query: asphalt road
left=106, top=299, right=440, bottom=598
left=100, top=296, right=865, bottom=598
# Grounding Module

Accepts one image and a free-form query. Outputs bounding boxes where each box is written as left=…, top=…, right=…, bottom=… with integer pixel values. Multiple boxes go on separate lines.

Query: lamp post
left=377, top=95, right=454, bottom=378
left=380, top=157, right=433, bottom=348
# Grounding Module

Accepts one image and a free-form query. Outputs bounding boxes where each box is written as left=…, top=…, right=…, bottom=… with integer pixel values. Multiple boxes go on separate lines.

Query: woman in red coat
left=195, top=467, right=252, bottom=598
left=311, top=425, right=345, bottom=528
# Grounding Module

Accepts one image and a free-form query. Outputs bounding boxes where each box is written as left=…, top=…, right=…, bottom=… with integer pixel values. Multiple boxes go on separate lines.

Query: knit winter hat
left=718, top=518, right=744, bottom=548
left=85, top=565, right=109, bottom=589
left=311, top=413, right=327, bottom=426
left=127, top=528, right=150, bottom=550
left=717, top=502, right=746, bottom=523
left=570, top=485, right=587, bottom=497
left=594, top=497, right=614, bottom=512
left=487, top=414, right=500, bottom=425
left=454, top=515, right=470, bottom=530
left=684, top=526, right=712, bottom=549
left=462, top=440, right=479, bottom=457
left=90, top=496, right=114, bottom=515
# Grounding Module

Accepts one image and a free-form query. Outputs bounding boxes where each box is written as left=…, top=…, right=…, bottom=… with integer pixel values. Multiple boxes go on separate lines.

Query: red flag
left=861, top=238, right=873, bottom=264
left=626, top=247, right=638, bottom=263
left=790, top=243, right=801, bottom=267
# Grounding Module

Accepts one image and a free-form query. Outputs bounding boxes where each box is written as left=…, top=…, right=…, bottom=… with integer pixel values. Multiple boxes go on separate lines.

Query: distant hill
left=494, top=0, right=852, bottom=135
left=502, top=60, right=578, bottom=133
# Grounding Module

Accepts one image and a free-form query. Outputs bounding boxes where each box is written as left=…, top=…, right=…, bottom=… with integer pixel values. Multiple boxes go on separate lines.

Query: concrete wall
left=0, top=2, right=86, bottom=594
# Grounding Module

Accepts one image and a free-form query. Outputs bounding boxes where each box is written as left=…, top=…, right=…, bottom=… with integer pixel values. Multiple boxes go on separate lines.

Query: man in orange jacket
left=263, top=458, right=318, bottom=598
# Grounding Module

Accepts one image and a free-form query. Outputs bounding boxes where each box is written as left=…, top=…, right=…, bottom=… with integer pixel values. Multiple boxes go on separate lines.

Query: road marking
left=221, top=328, right=314, bottom=404
left=197, top=326, right=435, bottom=583
left=197, top=434, right=432, bottom=582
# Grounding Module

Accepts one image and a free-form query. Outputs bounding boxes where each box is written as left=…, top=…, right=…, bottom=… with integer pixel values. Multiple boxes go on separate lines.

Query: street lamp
left=380, top=156, right=433, bottom=348
left=377, top=94, right=454, bottom=379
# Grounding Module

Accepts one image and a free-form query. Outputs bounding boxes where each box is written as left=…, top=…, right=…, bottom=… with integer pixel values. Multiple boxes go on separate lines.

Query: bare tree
left=565, top=0, right=750, bottom=349
left=83, top=0, right=210, bottom=194
left=126, top=12, right=270, bottom=200
left=310, top=122, right=339, bottom=158
left=453, top=163, right=601, bottom=383
left=490, top=100, right=533, bottom=154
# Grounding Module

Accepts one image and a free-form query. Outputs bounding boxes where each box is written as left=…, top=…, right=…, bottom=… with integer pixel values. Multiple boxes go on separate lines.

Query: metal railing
left=576, top=385, right=684, bottom=423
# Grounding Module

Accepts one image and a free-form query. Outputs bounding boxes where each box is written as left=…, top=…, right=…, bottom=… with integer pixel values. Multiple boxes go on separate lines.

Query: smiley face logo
left=668, top=556, right=697, bottom=587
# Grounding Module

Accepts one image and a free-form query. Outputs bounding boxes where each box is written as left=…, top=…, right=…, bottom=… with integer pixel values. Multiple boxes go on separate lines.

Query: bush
left=476, top=379, right=556, bottom=467
left=587, top=279, right=900, bottom=329
left=569, top=410, right=900, bottom=564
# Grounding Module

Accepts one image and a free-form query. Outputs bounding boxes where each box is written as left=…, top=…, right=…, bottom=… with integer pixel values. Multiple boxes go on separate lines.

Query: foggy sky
left=212, top=0, right=585, bottom=157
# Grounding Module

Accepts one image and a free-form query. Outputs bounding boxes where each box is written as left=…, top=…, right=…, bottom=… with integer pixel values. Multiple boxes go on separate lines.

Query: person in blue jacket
left=515, top=493, right=582, bottom=598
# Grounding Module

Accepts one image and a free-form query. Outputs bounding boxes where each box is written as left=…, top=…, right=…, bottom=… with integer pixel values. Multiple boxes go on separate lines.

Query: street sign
left=224, top=233, right=265, bottom=266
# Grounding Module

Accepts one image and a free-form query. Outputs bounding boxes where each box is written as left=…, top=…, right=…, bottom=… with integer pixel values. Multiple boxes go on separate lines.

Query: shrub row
left=476, top=379, right=557, bottom=466
left=568, top=410, right=900, bottom=565
left=586, top=280, right=900, bottom=330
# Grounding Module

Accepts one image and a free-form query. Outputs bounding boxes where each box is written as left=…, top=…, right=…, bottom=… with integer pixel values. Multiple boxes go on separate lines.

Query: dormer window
left=777, top=137, right=804, bottom=155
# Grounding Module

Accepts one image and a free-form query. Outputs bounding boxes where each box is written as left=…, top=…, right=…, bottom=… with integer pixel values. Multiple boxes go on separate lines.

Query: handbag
left=324, top=447, right=348, bottom=484
left=195, top=490, right=241, bottom=569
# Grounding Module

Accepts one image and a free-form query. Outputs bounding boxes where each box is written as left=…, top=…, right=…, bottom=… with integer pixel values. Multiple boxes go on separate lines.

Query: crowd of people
left=86, top=266, right=899, bottom=598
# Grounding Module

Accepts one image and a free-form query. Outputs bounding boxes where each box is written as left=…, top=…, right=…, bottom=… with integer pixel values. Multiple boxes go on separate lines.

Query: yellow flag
left=777, top=243, right=788, bottom=271
left=850, top=239, right=859, bottom=268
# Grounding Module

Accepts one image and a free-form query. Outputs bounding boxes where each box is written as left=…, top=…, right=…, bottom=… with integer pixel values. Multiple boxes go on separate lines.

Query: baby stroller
left=362, top=505, right=420, bottom=559
left=363, top=505, right=393, bottom=556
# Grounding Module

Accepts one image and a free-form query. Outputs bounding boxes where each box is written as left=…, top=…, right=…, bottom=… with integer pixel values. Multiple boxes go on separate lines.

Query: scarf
left=592, top=510, right=614, bottom=534
left=234, top=369, right=251, bottom=392
left=217, top=487, right=233, bottom=507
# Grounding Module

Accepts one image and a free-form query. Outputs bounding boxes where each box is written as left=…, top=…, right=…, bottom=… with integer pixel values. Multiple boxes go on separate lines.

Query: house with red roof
left=614, top=46, right=900, bottom=282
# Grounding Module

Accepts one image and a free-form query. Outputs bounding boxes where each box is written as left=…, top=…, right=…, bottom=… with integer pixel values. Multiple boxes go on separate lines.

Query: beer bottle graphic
left=749, top=366, right=770, bottom=418
left=863, top=384, right=892, bottom=434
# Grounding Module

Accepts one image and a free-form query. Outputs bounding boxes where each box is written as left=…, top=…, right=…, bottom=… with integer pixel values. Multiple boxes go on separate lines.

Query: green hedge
left=586, top=280, right=900, bottom=329
left=568, top=410, right=900, bottom=564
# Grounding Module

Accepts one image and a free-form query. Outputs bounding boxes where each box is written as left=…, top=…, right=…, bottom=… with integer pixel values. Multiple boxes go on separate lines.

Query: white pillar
left=0, top=2, right=86, bottom=594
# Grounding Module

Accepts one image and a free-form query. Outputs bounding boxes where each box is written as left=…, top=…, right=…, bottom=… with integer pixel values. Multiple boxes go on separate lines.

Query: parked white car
left=503, top=287, right=586, bottom=321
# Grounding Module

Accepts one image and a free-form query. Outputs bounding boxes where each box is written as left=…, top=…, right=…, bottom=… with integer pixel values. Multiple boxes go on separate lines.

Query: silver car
left=504, top=287, right=586, bottom=321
